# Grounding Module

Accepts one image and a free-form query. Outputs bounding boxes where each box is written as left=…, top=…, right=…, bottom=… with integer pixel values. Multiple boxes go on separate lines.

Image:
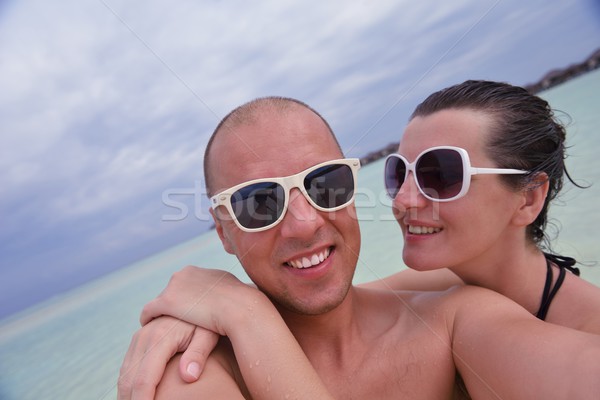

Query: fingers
left=118, top=330, right=141, bottom=400
left=117, top=316, right=196, bottom=400
left=178, top=327, right=220, bottom=382
left=119, top=330, right=171, bottom=400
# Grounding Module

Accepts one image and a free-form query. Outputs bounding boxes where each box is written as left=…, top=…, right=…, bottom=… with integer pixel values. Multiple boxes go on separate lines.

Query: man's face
left=209, top=105, right=361, bottom=315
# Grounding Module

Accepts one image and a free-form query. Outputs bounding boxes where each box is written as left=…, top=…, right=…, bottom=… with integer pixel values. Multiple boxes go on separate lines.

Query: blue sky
left=1, top=0, right=599, bottom=320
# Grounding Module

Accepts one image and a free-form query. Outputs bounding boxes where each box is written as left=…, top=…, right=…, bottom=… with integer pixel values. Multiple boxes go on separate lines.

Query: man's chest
left=315, top=333, right=457, bottom=399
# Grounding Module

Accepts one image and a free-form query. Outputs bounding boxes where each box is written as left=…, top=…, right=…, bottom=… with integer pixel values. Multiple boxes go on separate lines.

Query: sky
left=1, top=0, right=599, bottom=320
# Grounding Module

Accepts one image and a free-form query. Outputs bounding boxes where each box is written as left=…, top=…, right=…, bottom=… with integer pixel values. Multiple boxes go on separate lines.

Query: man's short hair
left=203, top=96, right=342, bottom=196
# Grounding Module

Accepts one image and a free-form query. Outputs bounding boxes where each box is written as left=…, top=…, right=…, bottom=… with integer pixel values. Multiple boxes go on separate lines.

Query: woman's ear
left=512, top=172, right=550, bottom=226
left=210, top=208, right=236, bottom=255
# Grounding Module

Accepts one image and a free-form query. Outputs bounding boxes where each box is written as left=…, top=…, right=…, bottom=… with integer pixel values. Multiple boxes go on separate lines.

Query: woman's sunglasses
left=211, top=158, right=361, bottom=232
left=384, top=146, right=529, bottom=202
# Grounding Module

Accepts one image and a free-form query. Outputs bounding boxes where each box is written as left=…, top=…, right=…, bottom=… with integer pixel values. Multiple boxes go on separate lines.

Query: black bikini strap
left=536, top=258, right=567, bottom=320
left=543, top=252, right=580, bottom=276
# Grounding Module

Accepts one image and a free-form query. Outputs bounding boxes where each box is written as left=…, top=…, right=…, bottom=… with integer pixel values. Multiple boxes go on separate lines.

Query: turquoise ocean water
left=1, top=69, right=599, bottom=400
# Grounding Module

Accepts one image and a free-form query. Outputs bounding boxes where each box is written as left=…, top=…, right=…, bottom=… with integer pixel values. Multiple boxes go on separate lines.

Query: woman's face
left=392, top=108, right=525, bottom=272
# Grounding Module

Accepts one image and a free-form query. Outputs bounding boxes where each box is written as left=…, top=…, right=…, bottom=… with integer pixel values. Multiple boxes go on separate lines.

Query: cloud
left=1, top=0, right=600, bottom=318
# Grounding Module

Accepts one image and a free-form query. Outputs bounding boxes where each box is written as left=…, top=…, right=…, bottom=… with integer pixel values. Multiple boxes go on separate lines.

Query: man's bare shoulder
left=357, top=283, right=489, bottom=309
left=439, top=284, right=531, bottom=317
left=156, top=338, right=250, bottom=400
left=412, top=283, right=531, bottom=324
left=356, top=283, right=517, bottom=335
left=354, top=286, right=463, bottom=345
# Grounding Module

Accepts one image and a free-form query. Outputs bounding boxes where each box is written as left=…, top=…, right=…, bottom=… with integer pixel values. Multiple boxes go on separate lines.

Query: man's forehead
left=205, top=100, right=345, bottom=192
left=212, top=135, right=341, bottom=176
left=214, top=107, right=339, bottom=155
left=210, top=128, right=342, bottom=189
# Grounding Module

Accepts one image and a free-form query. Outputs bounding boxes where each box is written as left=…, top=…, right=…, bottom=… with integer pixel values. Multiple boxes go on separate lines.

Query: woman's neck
left=451, top=247, right=548, bottom=316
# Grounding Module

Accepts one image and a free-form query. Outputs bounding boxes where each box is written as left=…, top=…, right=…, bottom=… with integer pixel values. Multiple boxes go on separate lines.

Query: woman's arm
left=134, top=266, right=336, bottom=400
left=450, top=285, right=600, bottom=400
left=359, top=267, right=463, bottom=291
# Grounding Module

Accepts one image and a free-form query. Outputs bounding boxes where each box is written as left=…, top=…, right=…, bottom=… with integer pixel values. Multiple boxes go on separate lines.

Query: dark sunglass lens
left=304, top=164, right=354, bottom=209
left=230, top=182, right=285, bottom=229
left=384, top=157, right=406, bottom=199
left=416, top=149, right=463, bottom=199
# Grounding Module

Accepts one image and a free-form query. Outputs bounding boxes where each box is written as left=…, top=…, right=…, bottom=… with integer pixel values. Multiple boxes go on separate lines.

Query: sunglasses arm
left=470, top=167, right=529, bottom=176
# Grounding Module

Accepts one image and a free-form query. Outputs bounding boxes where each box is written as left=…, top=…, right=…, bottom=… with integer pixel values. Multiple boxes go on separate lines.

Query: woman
left=382, top=79, right=600, bottom=331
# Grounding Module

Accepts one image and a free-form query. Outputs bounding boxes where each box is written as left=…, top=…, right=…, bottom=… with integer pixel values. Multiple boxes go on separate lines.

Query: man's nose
left=279, top=188, right=326, bottom=239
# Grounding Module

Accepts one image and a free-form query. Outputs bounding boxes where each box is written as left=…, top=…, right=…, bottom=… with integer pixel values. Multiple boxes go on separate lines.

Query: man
left=118, top=97, right=600, bottom=399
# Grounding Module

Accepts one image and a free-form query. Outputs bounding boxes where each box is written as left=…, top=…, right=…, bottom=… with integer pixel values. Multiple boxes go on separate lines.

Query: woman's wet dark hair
left=410, top=80, right=584, bottom=249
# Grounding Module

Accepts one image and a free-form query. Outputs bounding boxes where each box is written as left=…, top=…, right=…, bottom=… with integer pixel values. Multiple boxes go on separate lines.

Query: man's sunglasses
left=384, top=146, right=529, bottom=202
left=211, top=158, right=361, bottom=232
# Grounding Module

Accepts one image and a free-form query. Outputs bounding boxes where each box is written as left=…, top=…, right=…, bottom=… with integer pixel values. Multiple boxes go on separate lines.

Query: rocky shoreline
left=359, top=47, right=600, bottom=166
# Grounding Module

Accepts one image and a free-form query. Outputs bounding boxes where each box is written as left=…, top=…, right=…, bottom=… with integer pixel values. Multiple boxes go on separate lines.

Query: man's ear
left=512, top=172, right=550, bottom=227
left=210, top=208, right=235, bottom=255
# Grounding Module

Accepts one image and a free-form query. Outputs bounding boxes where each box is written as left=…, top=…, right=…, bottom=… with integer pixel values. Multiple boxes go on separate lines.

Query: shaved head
left=203, top=97, right=342, bottom=196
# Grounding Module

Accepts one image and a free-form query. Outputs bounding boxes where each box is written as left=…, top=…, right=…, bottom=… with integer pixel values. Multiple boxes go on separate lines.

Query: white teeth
left=408, top=225, right=441, bottom=235
left=288, top=248, right=331, bottom=269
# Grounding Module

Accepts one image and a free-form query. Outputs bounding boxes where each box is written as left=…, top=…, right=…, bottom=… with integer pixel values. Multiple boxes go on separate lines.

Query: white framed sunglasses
left=384, top=146, right=529, bottom=202
left=211, top=158, right=361, bottom=232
